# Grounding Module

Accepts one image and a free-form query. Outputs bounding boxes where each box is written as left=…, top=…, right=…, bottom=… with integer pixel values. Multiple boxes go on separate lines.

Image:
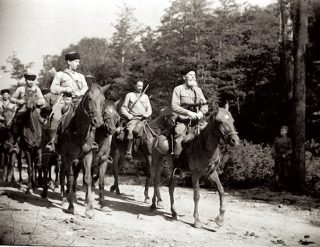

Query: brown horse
left=109, top=110, right=169, bottom=203
left=55, top=83, right=109, bottom=217
left=150, top=104, right=240, bottom=228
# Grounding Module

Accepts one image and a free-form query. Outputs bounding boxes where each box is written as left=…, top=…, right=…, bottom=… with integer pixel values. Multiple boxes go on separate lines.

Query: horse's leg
left=169, top=171, right=178, bottom=220
left=65, top=156, right=75, bottom=214
left=192, top=171, right=202, bottom=228
left=98, top=158, right=108, bottom=210
left=41, top=153, right=50, bottom=199
left=111, top=147, right=121, bottom=195
left=3, top=152, right=8, bottom=182
left=17, top=151, right=23, bottom=184
left=54, top=155, right=61, bottom=191
left=25, top=150, right=33, bottom=194
left=36, top=148, right=43, bottom=187
left=144, top=153, right=152, bottom=203
left=73, top=160, right=82, bottom=203
left=60, top=158, right=67, bottom=207
left=150, top=151, right=164, bottom=210
left=83, top=151, right=94, bottom=218
left=209, top=170, right=225, bottom=226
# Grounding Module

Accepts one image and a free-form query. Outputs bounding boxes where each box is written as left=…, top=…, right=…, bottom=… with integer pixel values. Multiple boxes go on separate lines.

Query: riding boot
left=46, top=129, right=57, bottom=152
left=125, top=139, right=133, bottom=161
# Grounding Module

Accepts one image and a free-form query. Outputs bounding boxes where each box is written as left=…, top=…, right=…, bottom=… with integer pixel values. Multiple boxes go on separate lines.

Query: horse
left=91, top=100, right=120, bottom=210
left=40, top=105, right=61, bottom=199
left=150, top=104, right=240, bottom=228
left=55, top=83, right=109, bottom=217
left=109, top=108, right=170, bottom=203
left=0, top=108, right=17, bottom=184
left=17, top=106, right=47, bottom=194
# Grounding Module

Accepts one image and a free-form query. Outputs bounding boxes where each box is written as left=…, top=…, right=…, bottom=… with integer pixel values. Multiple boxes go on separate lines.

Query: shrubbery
left=219, top=141, right=274, bottom=188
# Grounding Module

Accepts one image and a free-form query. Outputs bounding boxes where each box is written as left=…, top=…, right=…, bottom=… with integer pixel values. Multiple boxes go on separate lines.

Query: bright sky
left=0, top=0, right=275, bottom=89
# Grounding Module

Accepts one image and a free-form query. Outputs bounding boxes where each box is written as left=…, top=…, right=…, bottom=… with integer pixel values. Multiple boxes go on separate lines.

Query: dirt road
left=0, top=174, right=319, bottom=246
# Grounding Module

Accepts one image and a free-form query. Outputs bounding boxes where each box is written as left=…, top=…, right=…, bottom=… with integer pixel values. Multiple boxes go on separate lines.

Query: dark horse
left=91, top=100, right=119, bottom=210
left=18, top=107, right=46, bottom=194
left=0, top=108, right=17, bottom=184
left=55, top=83, right=109, bottom=217
left=150, top=104, right=240, bottom=228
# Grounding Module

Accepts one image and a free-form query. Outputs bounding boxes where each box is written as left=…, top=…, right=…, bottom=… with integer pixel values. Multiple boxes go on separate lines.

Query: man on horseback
left=0, top=89, right=16, bottom=126
left=46, top=52, right=88, bottom=152
left=120, top=80, right=152, bottom=160
left=10, top=73, right=45, bottom=151
left=171, top=67, right=208, bottom=159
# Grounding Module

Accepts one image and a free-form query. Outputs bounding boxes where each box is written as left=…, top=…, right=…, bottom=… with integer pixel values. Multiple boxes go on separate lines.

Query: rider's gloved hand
left=128, top=114, right=134, bottom=120
left=17, top=99, right=25, bottom=105
left=74, top=91, right=81, bottom=97
left=142, top=113, right=149, bottom=119
left=196, top=111, right=204, bottom=119
left=187, top=111, right=198, bottom=120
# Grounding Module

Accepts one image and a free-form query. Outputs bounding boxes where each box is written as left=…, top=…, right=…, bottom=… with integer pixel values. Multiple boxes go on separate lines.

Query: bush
left=218, top=140, right=274, bottom=188
left=305, top=151, right=320, bottom=197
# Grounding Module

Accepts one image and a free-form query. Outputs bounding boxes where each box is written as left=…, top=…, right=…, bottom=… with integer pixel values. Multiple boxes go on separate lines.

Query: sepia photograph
left=0, top=0, right=319, bottom=246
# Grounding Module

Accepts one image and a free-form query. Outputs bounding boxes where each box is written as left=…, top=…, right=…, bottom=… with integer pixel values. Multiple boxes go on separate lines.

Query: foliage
left=1, top=52, right=33, bottom=81
left=218, top=140, right=275, bottom=187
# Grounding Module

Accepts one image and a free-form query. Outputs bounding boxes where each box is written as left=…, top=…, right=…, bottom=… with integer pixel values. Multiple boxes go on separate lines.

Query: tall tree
left=110, top=4, right=142, bottom=76
left=292, top=0, right=308, bottom=191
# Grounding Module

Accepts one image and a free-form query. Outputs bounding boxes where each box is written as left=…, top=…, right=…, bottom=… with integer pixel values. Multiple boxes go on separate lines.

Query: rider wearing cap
left=120, top=80, right=152, bottom=160
left=10, top=73, right=45, bottom=151
left=0, top=89, right=16, bottom=126
left=46, top=52, right=88, bottom=152
left=171, top=66, right=208, bottom=159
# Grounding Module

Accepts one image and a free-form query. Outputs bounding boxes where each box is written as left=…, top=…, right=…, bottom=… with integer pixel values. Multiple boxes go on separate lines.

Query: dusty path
left=0, top=173, right=319, bottom=247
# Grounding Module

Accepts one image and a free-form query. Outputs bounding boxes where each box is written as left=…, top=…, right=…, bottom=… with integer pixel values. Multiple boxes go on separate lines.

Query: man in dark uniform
left=274, top=125, right=292, bottom=188
left=171, top=67, right=208, bottom=159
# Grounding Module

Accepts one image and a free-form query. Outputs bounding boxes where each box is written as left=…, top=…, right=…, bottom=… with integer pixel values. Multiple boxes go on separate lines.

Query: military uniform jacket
left=274, top=136, right=292, bottom=156
left=171, top=84, right=208, bottom=120
left=50, top=69, right=88, bottom=96
left=120, top=92, right=152, bottom=119
left=11, top=85, right=45, bottom=111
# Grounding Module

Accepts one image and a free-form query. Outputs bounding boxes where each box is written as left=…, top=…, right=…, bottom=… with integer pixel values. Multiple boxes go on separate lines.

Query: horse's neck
left=70, top=100, right=91, bottom=137
left=198, top=119, right=220, bottom=158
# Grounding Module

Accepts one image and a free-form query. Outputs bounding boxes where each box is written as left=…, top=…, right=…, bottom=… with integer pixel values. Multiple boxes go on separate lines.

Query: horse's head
left=214, top=103, right=240, bottom=146
left=103, top=100, right=120, bottom=135
left=84, top=83, right=110, bottom=127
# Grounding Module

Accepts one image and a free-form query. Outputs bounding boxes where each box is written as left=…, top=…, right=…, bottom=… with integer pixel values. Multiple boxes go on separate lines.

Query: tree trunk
left=292, top=0, right=308, bottom=192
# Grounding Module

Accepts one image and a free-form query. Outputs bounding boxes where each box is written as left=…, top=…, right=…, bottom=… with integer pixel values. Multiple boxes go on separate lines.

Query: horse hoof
left=194, top=220, right=202, bottom=229
left=215, top=216, right=224, bottom=226
left=149, top=204, right=157, bottom=212
left=172, top=214, right=178, bottom=221
left=67, top=205, right=75, bottom=215
left=116, top=190, right=121, bottom=195
left=110, top=185, right=115, bottom=193
left=61, top=198, right=68, bottom=208
left=26, top=188, right=33, bottom=195
left=41, top=191, right=48, bottom=199
left=85, top=209, right=94, bottom=218
left=157, top=201, right=164, bottom=209
left=145, top=198, right=151, bottom=204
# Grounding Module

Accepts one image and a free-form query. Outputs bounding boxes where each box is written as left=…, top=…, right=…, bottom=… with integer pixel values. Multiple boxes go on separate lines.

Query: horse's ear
left=114, top=99, right=121, bottom=108
left=212, top=102, right=219, bottom=115
left=225, top=102, right=229, bottom=111
left=101, top=83, right=111, bottom=93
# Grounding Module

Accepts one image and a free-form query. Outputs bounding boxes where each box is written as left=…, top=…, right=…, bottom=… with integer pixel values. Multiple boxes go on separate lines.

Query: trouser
left=173, top=122, right=187, bottom=158
left=126, top=119, right=141, bottom=140
left=47, top=101, right=65, bottom=146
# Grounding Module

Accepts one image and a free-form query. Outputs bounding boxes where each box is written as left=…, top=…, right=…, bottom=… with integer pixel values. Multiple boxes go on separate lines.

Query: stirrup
left=125, top=152, right=133, bottom=161
left=46, top=142, right=55, bottom=152
left=92, top=142, right=99, bottom=151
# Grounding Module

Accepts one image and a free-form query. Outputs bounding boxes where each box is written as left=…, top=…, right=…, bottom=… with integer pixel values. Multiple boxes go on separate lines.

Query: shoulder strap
left=63, top=70, right=82, bottom=90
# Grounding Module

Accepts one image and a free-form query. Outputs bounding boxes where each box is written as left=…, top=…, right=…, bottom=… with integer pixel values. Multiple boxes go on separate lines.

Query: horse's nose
left=230, top=135, right=240, bottom=146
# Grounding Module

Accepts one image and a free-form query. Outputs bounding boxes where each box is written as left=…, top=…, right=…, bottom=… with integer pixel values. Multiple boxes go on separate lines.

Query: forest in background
left=2, top=0, right=320, bottom=194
